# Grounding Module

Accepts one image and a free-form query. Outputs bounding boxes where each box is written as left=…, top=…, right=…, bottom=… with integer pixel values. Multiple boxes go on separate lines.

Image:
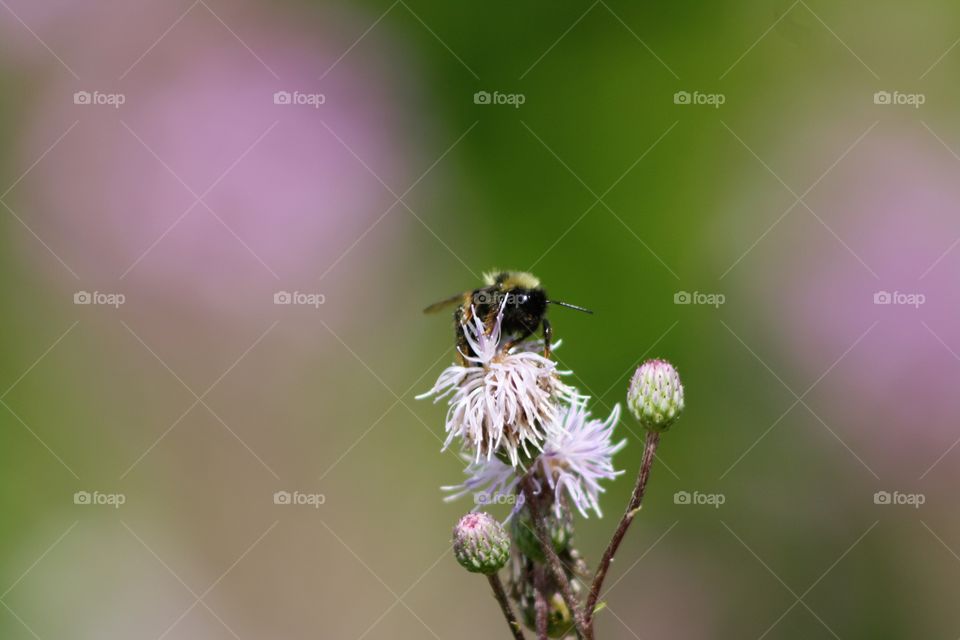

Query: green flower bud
left=628, top=359, right=684, bottom=431
left=510, top=510, right=572, bottom=564
left=521, top=592, right=574, bottom=638
left=453, top=512, right=510, bottom=575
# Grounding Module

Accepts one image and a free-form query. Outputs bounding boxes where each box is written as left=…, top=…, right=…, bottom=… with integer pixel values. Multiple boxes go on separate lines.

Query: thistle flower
left=628, top=359, right=684, bottom=431
left=443, top=404, right=625, bottom=519
left=441, top=454, right=521, bottom=509
left=417, top=303, right=584, bottom=466
left=534, top=403, right=626, bottom=518
left=452, top=512, right=511, bottom=574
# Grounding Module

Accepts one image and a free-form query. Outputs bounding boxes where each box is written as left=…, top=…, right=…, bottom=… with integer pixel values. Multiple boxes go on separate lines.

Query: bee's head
left=503, top=287, right=547, bottom=320
left=523, top=287, right=547, bottom=310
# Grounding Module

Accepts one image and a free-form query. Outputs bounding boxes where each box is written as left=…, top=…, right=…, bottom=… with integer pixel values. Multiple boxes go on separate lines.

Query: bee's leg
left=501, top=326, right=535, bottom=354
left=455, top=307, right=469, bottom=365
left=542, top=318, right=553, bottom=359
left=482, top=306, right=499, bottom=337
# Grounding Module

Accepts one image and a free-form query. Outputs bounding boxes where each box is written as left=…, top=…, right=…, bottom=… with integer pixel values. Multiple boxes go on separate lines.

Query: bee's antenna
left=548, top=300, right=593, bottom=314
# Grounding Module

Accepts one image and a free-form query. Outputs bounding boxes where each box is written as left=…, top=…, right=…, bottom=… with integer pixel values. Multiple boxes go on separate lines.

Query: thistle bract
left=627, top=359, right=684, bottom=431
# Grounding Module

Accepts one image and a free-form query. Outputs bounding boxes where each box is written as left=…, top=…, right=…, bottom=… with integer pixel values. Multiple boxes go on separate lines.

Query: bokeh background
left=0, top=0, right=958, bottom=638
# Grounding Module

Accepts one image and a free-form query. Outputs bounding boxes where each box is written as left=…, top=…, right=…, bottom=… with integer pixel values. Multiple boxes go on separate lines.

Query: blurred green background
left=0, top=0, right=958, bottom=637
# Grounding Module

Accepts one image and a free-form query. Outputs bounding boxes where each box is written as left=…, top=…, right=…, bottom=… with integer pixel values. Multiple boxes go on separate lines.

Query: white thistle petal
left=418, top=301, right=586, bottom=466
left=444, top=403, right=625, bottom=519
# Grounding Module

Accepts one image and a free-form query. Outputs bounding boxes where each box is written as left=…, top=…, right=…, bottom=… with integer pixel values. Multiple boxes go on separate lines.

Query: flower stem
left=521, top=475, right=589, bottom=640
left=534, top=565, right=548, bottom=640
left=487, top=573, right=526, bottom=640
left=586, top=430, right=661, bottom=629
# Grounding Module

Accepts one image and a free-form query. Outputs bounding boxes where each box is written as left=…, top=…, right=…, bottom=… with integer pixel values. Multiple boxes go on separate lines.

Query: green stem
left=585, top=430, right=660, bottom=631
left=487, top=573, right=526, bottom=640
left=534, top=565, right=548, bottom=640
left=521, top=475, right=589, bottom=640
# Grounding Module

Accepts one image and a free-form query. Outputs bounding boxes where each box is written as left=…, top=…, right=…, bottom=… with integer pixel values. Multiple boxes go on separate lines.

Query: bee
left=423, top=271, right=592, bottom=362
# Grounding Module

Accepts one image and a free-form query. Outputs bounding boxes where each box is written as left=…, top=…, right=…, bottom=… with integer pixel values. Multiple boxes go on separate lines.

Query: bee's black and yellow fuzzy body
left=425, top=271, right=556, bottom=364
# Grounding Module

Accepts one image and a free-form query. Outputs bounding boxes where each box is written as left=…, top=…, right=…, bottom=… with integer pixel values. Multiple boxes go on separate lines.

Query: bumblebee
left=424, top=271, right=591, bottom=362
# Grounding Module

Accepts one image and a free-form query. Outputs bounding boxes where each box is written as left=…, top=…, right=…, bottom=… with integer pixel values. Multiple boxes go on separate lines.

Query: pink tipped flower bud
left=453, top=512, right=510, bottom=575
left=628, top=359, right=684, bottom=431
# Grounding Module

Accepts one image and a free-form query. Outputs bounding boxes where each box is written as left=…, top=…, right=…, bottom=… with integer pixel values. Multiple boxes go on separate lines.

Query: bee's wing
left=423, top=292, right=467, bottom=314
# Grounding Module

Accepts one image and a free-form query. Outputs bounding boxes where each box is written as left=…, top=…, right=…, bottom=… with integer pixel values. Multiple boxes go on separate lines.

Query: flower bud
left=628, top=359, right=684, bottom=431
left=510, top=510, right=572, bottom=564
left=521, top=592, right=573, bottom=638
left=453, top=512, right=510, bottom=575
